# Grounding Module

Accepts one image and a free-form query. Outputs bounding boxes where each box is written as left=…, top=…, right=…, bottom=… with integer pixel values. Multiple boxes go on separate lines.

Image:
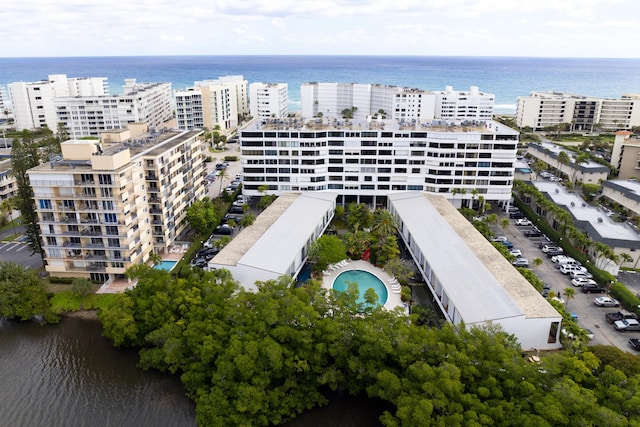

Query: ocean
left=1, top=56, right=639, bottom=114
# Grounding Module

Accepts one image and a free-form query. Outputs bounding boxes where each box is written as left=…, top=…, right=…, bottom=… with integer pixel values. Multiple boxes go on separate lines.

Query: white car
left=509, top=249, right=523, bottom=258
left=515, top=218, right=532, bottom=226
left=571, top=278, right=597, bottom=287
left=551, top=255, right=573, bottom=264
left=594, top=296, right=620, bottom=307
left=491, top=236, right=508, bottom=243
left=570, top=271, right=593, bottom=280
left=559, top=264, right=588, bottom=275
left=512, top=258, right=529, bottom=267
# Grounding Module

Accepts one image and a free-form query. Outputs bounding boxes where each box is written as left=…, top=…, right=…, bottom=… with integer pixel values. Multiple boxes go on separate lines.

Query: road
left=205, top=142, right=243, bottom=199
left=492, top=211, right=638, bottom=353
left=0, top=225, right=44, bottom=271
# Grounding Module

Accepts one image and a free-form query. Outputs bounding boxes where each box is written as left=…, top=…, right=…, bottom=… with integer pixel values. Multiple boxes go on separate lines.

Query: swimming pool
left=332, top=270, right=388, bottom=306
left=153, top=260, right=178, bottom=272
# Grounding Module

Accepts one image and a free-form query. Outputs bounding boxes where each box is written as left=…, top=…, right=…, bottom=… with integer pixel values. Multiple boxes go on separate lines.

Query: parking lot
left=492, top=209, right=638, bottom=353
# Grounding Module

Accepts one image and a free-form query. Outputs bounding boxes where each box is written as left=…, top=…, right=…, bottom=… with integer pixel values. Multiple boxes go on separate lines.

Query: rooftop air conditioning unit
left=597, top=217, right=603, bottom=223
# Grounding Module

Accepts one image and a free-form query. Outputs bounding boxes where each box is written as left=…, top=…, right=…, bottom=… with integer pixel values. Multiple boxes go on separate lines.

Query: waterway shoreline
left=61, top=309, right=99, bottom=321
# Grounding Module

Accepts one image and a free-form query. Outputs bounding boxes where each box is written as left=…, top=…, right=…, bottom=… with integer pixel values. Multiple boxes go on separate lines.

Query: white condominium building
left=28, top=129, right=207, bottom=282
left=175, top=76, right=248, bottom=132
left=9, top=74, right=108, bottom=132
left=516, top=91, right=640, bottom=131
left=433, top=86, right=495, bottom=121
left=249, top=83, right=288, bottom=120
left=239, top=117, right=518, bottom=208
left=55, top=80, right=174, bottom=139
left=300, top=82, right=436, bottom=121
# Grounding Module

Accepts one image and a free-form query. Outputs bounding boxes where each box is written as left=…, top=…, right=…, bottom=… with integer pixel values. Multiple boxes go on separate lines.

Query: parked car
left=606, top=310, right=637, bottom=324
left=509, top=249, right=523, bottom=258
left=615, top=319, right=640, bottom=332
left=515, top=218, right=532, bottom=226
left=551, top=255, right=573, bottom=264
left=509, top=212, right=525, bottom=219
left=546, top=249, right=565, bottom=258
left=594, top=296, right=621, bottom=307
left=581, top=283, right=606, bottom=294
left=629, top=338, right=640, bottom=351
left=584, top=329, right=595, bottom=340
left=569, top=270, right=593, bottom=280
left=512, top=258, right=529, bottom=267
left=541, top=284, right=552, bottom=297
left=542, top=245, right=563, bottom=254
left=556, top=259, right=581, bottom=269
left=559, top=264, right=588, bottom=275
left=571, top=277, right=597, bottom=287
left=190, top=257, right=208, bottom=268
left=500, top=241, right=514, bottom=249
left=229, top=206, right=245, bottom=214
left=491, top=236, right=508, bottom=243
left=214, top=224, right=233, bottom=235
left=524, top=229, right=543, bottom=237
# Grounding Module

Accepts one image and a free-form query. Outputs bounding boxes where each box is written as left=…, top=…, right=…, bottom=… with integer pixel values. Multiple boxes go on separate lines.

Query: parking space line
left=15, top=244, right=26, bottom=252
left=6, top=243, right=20, bottom=251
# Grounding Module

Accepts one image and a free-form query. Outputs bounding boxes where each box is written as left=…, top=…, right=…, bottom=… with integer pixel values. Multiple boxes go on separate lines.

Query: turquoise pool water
left=332, top=270, right=388, bottom=306
left=153, top=260, right=178, bottom=272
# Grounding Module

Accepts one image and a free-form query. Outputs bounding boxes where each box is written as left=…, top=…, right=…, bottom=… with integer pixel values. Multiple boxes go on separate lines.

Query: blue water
left=153, top=260, right=177, bottom=272
left=332, top=270, right=389, bottom=306
left=1, top=56, right=640, bottom=114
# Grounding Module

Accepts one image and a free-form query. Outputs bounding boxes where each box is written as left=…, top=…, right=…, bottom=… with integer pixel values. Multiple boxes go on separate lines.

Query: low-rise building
left=532, top=181, right=640, bottom=274
left=527, top=141, right=609, bottom=184
left=601, top=179, right=640, bottom=218
left=610, top=131, right=640, bottom=180
left=388, top=192, right=562, bottom=351
left=28, top=129, right=207, bottom=282
left=207, top=192, right=335, bottom=291
left=0, top=158, right=17, bottom=201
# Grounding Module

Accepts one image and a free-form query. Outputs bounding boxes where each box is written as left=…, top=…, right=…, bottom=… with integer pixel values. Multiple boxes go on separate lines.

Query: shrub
left=400, top=285, right=411, bottom=302
left=609, top=282, right=640, bottom=315
left=49, top=276, right=74, bottom=284
left=224, top=156, right=238, bottom=162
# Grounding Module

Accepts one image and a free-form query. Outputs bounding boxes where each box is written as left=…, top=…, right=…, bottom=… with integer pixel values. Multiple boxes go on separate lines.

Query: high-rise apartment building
left=55, top=80, right=174, bottom=139
left=9, top=74, right=108, bottom=132
left=239, top=117, right=517, bottom=208
left=249, top=83, right=288, bottom=120
left=300, top=83, right=494, bottom=123
left=28, top=129, right=207, bottom=282
left=175, top=76, right=249, bottom=132
left=516, top=91, right=640, bottom=131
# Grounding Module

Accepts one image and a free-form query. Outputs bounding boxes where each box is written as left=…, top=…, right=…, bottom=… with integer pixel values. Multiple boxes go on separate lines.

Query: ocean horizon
left=2, top=55, right=639, bottom=114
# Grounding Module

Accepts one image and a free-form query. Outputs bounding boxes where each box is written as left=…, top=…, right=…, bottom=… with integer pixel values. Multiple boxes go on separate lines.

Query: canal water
left=0, top=317, right=384, bottom=427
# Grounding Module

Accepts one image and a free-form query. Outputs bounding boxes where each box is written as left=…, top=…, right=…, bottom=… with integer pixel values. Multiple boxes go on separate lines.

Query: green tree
left=185, top=198, right=218, bottom=235
left=0, top=197, right=17, bottom=236
left=564, top=287, right=575, bottom=309
left=238, top=213, right=256, bottom=228
left=345, top=202, right=373, bottom=233
left=309, top=235, right=347, bottom=270
left=0, top=261, right=50, bottom=320
left=71, top=278, right=93, bottom=298
left=11, top=131, right=44, bottom=259
left=371, top=209, right=397, bottom=237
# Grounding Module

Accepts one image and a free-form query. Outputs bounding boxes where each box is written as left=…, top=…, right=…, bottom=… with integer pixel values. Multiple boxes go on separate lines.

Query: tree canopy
left=99, top=267, right=640, bottom=426
left=0, top=261, right=50, bottom=321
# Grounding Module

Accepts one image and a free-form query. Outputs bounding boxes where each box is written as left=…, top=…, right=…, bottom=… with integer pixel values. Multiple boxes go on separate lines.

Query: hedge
left=609, top=282, right=640, bottom=315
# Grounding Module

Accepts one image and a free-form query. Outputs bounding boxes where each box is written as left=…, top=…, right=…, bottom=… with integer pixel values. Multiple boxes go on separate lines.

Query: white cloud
left=1, top=0, right=638, bottom=57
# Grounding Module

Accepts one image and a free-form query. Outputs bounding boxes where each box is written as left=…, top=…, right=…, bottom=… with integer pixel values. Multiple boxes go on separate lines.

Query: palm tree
left=371, top=209, right=397, bottom=237
left=557, top=151, right=570, bottom=178
left=0, top=197, right=16, bottom=236
left=218, top=167, right=230, bottom=194
left=569, top=153, right=590, bottom=188
left=532, top=258, right=543, bottom=268
left=564, top=287, right=575, bottom=310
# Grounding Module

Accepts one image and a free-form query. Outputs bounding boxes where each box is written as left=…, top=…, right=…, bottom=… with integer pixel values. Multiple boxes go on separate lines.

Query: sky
left=2, top=0, right=639, bottom=58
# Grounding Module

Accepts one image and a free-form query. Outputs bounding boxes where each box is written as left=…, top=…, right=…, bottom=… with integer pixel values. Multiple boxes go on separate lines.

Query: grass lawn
left=50, top=291, right=118, bottom=314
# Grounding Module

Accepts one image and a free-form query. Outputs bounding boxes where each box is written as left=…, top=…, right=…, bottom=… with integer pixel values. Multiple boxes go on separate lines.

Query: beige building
left=527, top=142, right=609, bottom=184
left=611, top=131, right=640, bottom=180
left=28, top=129, right=207, bottom=282
left=516, top=91, right=640, bottom=132
left=0, top=158, right=17, bottom=201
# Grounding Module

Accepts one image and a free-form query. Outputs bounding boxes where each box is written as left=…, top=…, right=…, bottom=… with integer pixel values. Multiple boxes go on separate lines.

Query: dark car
left=546, top=249, right=565, bottom=257
left=581, top=283, right=606, bottom=294
left=500, top=241, right=514, bottom=249
left=196, top=248, right=220, bottom=260
left=229, top=206, right=245, bottom=214
left=525, top=229, right=543, bottom=237
left=214, top=224, right=233, bottom=235
left=190, top=257, right=208, bottom=268
left=629, top=339, right=640, bottom=351
left=605, top=310, right=637, bottom=324
left=509, top=212, right=524, bottom=219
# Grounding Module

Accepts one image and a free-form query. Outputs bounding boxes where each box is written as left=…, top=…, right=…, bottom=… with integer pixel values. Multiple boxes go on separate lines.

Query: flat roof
left=533, top=181, right=640, bottom=246
left=529, top=142, right=610, bottom=172
left=212, top=192, right=336, bottom=276
left=242, top=117, right=518, bottom=135
left=389, top=192, right=559, bottom=322
left=603, top=179, right=640, bottom=204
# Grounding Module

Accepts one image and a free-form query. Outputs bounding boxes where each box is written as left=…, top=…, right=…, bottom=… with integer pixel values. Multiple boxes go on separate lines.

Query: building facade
left=28, top=130, right=207, bottom=282
left=9, top=74, right=108, bottom=132
left=249, top=83, right=288, bottom=120
left=389, top=192, right=562, bottom=351
left=175, top=76, right=249, bottom=132
left=526, top=142, right=610, bottom=184
left=516, top=91, right=640, bottom=131
left=55, top=80, right=174, bottom=139
left=240, top=117, right=518, bottom=208
left=433, top=86, right=495, bottom=121
left=611, top=131, right=640, bottom=179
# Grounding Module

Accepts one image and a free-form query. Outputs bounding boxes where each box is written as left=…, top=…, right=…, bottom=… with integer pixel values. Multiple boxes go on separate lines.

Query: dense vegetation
left=99, top=265, right=640, bottom=426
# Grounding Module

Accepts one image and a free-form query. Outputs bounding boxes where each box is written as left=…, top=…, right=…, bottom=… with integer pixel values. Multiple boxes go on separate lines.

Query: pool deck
left=321, top=259, right=407, bottom=313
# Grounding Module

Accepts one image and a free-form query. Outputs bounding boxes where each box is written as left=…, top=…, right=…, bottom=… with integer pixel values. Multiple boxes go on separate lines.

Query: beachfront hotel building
left=175, top=76, right=249, bottom=132
left=300, top=83, right=494, bottom=123
left=207, top=192, right=335, bottom=291
left=249, top=83, right=288, bottom=120
left=239, top=116, right=518, bottom=209
left=388, top=192, right=562, bottom=351
left=55, top=80, right=174, bottom=139
left=8, top=74, right=108, bottom=132
left=516, top=91, right=640, bottom=132
left=28, top=129, right=207, bottom=282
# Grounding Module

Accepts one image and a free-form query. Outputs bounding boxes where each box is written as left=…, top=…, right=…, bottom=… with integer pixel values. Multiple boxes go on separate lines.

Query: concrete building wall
left=249, top=83, right=289, bottom=120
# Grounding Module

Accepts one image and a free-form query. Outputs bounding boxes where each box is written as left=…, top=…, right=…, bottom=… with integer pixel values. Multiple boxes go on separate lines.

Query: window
left=104, top=213, right=117, bottom=223
left=39, top=199, right=52, bottom=209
